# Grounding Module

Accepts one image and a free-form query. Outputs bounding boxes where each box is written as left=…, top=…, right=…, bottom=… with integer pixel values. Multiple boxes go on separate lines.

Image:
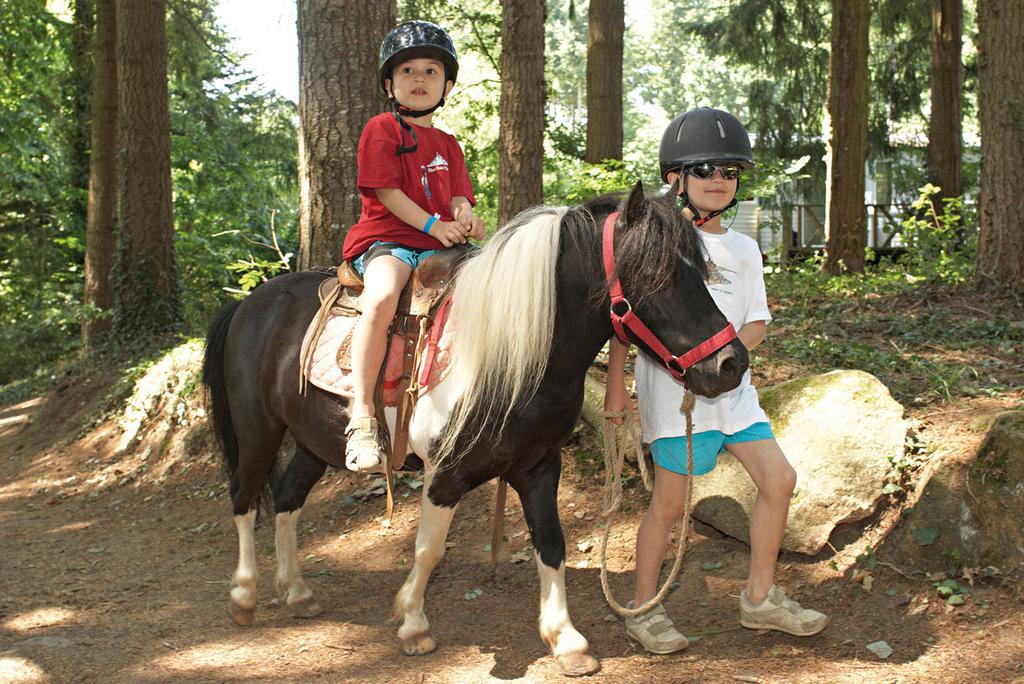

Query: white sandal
left=344, top=416, right=387, bottom=473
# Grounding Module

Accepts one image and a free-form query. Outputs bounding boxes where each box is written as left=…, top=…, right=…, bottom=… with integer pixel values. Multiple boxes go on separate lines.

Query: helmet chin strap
left=679, top=177, right=741, bottom=227
left=681, top=193, right=736, bottom=226
left=388, top=84, right=446, bottom=156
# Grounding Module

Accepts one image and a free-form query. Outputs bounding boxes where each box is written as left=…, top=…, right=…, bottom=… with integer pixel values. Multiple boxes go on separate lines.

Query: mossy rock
left=886, top=411, right=1024, bottom=573
left=692, top=370, right=908, bottom=555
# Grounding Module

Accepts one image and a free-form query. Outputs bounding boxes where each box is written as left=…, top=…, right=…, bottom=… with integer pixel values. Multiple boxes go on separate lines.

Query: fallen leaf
left=915, top=527, right=940, bottom=546
left=701, top=561, right=722, bottom=572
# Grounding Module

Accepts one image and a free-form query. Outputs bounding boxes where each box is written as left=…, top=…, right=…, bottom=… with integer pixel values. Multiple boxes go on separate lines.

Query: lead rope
left=599, top=389, right=696, bottom=618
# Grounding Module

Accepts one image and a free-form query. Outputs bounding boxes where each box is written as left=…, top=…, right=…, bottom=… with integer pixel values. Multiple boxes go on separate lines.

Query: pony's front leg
left=513, top=454, right=600, bottom=677
left=394, top=474, right=457, bottom=656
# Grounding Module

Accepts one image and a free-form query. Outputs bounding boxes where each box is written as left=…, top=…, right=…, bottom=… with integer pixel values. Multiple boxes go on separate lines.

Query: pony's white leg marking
left=274, top=509, right=321, bottom=617
left=229, top=509, right=258, bottom=625
left=535, top=554, right=590, bottom=658
left=395, top=482, right=457, bottom=655
left=408, top=372, right=462, bottom=458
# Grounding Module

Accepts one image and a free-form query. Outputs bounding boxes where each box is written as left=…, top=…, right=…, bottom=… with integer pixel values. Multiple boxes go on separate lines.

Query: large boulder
left=885, top=411, right=1024, bottom=573
left=691, top=369, right=908, bottom=555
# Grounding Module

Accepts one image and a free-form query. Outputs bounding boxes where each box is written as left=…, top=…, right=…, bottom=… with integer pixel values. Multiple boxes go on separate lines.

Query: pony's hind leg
left=230, top=509, right=258, bottom=625
left=394, top=471, right=458, bottom=656
left=271, top=444, right=327, bottom=619
left=511, top=452, right=599, bottom=676
left=227, top=419, right=285, bottom=626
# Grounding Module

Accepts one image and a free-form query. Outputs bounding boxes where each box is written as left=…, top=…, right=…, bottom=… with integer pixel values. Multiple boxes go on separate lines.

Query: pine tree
left=84, top=0, right=117, bottom=347
left=975, top=0, right=1024, bottom=288
left=296, top=0, right=395, bottom=269
left=584, top=0, right=623, bottom=164
left=498, top=0, right=545, bottom=226
left=112, top=0, right=179, bottom=338
left=824, top=0, right=869, bottom=274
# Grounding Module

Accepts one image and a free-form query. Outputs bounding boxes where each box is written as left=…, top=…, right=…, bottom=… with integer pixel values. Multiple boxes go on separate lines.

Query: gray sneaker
left=624, top=601, right=689, bottom=654
left=740, top=585, right=829, bottom=636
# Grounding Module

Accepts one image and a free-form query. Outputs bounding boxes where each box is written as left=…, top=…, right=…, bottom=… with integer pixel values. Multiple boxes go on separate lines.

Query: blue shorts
left=650, top=422, right=775, bottom=476
left=351, top=241, right=440, bottom=277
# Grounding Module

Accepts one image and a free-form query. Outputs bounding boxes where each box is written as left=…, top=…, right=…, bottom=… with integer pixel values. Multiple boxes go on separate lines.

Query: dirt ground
left=1, top=363, right=1023, bottom=683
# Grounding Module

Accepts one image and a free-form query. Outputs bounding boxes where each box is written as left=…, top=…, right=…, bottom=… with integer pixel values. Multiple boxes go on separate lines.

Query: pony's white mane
left=433, top=205, right=570, bottom=465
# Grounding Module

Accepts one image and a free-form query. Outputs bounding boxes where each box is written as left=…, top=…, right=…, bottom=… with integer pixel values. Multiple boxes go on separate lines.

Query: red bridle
left=602, top=211, right=737, bottom=384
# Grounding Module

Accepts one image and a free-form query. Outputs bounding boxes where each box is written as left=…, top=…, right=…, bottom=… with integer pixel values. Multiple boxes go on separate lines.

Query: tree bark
left=67, top=0, right=94, bottom=235
left=584, top=0, right=623, bottom=164
left=975, top=0, right=1024, bottom=289
left=84, top=0, right=117, bottom=348
left=824, top=0, right=869, bottom=275
left=927, top=0, right=963, bottom=205
left=296, top=0, right=394, bottom=270
left=498, top=0, right=546, bottom=227
left=112, top=0, right=179, bottom=338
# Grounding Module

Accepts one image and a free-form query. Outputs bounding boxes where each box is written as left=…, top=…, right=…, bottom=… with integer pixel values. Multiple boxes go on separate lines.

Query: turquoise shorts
left=351, top=241, right=440, bottom=277
left=650, top=422, right=775, bottom=476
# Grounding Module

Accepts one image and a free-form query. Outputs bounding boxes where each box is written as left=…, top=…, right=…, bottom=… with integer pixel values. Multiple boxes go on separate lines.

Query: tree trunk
left=975, top=0, right=1024, bottom=289
left=824, top=0, right=869, bottom=275
left=67, top=0, right=94, bottom=235
left=296, top=0, right=394, bottom=270
left=584, top=0, right=623, bottom=164
left=112, top=0, right=179, bottom=338
left=498, top=0, right=546, bottom=227
left=928, top=0, right=963, bottom=206
left=84, top=0, right=117, bottom=348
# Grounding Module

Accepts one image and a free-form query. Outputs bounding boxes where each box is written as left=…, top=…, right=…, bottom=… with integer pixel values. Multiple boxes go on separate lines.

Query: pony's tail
left=202, top=300, right=241, bottom=479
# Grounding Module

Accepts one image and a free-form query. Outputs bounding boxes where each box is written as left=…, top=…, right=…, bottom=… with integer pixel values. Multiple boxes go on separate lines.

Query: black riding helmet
left=659, top=107, right=754, bottom=225
left=659, top=107, right=754, bottom=181
left=378, top=21, right=459, bottom=118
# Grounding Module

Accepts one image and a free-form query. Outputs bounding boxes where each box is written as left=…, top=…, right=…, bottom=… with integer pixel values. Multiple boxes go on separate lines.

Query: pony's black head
left=610, top=180, right=747, bottom=398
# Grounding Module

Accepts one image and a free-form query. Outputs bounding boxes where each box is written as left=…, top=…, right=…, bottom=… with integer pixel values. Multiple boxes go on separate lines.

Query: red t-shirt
left=342, top=112, right=476, bottom=260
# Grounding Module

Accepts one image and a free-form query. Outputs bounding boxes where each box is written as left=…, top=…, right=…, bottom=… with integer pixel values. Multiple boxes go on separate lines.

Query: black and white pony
left=201, top=182, right=747, bottom=675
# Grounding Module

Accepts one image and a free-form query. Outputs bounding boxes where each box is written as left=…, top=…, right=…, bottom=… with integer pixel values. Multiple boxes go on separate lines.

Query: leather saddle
left=300, top=244, right=475, bottom=485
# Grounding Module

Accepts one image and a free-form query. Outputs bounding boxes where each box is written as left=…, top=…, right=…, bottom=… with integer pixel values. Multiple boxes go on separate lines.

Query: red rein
left=602, top=211, right=737, bottom=384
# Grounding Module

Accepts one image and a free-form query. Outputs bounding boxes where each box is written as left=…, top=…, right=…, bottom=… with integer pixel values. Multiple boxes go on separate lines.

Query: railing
left=748, top=203, right=909, bottom=262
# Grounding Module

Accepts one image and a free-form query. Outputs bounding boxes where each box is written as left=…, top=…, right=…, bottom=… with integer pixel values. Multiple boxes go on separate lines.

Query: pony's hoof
left=555, top=653, right=600, bottom=677
left=289, top=597, right=323, bottom=619
left=400, top=632, right=437, bottom=656
left=228, top=603, right=255, bottom=626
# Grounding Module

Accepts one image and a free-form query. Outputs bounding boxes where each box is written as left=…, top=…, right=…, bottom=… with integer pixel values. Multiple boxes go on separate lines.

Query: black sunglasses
left=684, top=162, right=743, bottom=180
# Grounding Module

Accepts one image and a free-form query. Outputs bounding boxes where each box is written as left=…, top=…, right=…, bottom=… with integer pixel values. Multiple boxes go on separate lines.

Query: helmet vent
left=716, top=119, right=726, bottom=138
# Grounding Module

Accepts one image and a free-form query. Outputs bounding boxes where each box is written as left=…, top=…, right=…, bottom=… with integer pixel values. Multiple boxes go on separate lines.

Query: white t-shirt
left=636, top=228, right=771, bottom=440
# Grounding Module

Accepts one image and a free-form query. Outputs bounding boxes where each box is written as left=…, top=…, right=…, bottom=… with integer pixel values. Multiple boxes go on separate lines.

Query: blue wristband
left=424, top=213, right=439, bottom=234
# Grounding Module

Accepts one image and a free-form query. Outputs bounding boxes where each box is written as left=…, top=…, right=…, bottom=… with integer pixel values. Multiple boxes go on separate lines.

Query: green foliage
left=0, top=0, right=82, bottom=384
left=899, top=184, right=975, bottom=283
left=165, top=0, right=298, bottom=324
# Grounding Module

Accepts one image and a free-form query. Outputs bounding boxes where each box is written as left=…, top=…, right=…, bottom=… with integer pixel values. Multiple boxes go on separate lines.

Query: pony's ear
left=667, top=176, right=681, bottom=201
left=624, top=179, right=645, bottom=226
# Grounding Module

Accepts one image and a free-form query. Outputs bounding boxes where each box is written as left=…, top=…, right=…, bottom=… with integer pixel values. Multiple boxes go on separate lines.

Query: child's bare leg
left=726, top=439, right=796, bottom=603
left=346, top=255, right=412, bottom=471
left=628, top=464, right=690, bottom=653
left=350, top=256, right=412, bottom=418
left=634, top=465, right=689, bottom=606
